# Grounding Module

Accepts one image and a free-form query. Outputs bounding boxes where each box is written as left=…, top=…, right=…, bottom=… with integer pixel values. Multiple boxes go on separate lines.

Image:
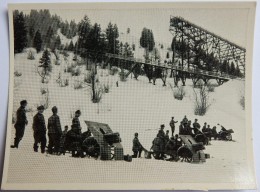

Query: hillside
left=6, top=49, right=251, bottom=185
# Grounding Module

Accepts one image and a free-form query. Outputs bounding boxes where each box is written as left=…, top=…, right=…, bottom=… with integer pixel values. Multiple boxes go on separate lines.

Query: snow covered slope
left=6, top=50, right=253, bottom=187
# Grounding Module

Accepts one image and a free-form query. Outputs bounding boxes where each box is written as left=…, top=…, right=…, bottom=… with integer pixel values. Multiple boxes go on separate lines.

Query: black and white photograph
left=1, top=2, right=257, bottom=190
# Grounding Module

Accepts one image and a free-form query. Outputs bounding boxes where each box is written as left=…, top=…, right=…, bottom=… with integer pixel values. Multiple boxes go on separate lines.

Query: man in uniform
left=72, top=110, right=81, bottom=129
left=11, top=100, right=28, bottom=148
left=179, top=121, right=184, bottom=135
left=157, top=124, right=166, bottom=159
left=47, top=106, right=62, bottom=154
left=192, top=119, right=201, bottom=135
left=66, top=124, right=83, bottom=157
left=132, top=133, right=143, bottom=158
left=169, top=117, right=178, bottom=136
left=202, top=122, right=207, bottom=133
left=182, top=115, right=188, bottom=124
left=32, top=105, right=47, bottom=153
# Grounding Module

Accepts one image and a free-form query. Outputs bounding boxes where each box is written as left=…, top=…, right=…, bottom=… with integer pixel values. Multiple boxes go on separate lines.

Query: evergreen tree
left=230, top=62, right=236, bottom=75
left=45, top=26, right=54, bottom=48
left=77, top=15, right=91, bottom=52
left=140, top=28, right=155, bottom=52
left=106, top=22, right=119, bottom=54
left=54, top=35, right=61, bottom=50
left=13, top=10, right=27, bottom=53
left=166, top=52, right=170, bottom=59
left=132, top=44, right=135, bottom=51
left=235, top=64, right=241, bottom=77
left=33, top=30, right=42, bottom=53
left=68, top=40, right=74, bottom=51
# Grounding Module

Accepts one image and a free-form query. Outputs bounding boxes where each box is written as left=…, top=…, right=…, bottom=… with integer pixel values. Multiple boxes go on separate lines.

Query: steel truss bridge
left=79, top=16, right=245, bottom=87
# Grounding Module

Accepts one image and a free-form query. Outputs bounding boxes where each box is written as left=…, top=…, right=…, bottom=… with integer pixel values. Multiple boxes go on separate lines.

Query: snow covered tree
left=140, top=28, right=155, bottom=52
left=54, top=35, right=61, bottom=50
left=13, top=10, right=27, bottom=53
left=45, top=26, right=54, bottom=48
left=33, top=30, right=42, bottom=53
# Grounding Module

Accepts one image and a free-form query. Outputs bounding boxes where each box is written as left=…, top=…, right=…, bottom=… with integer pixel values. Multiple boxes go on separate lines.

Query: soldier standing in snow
left=59, top=125, right=69, bottom=155
left=32, top=105, right=47, bottom=153
left=132, top=133, right=143, bottom=158
left=165, top=130, right=170, bottom=143
left=157, top=124, right=166, bottom=159
left=72, top=110, right=81, bottom=129
left=179, top=121, right=184, bottom=135
left=11, top=100, right=28, bottom=148
left=47, top=106, right=62, bottom=154
left=169, top=117, right=178, bottom=136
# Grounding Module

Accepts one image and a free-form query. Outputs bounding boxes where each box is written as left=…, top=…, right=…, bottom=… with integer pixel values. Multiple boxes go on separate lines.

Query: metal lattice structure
left=169, top=16, right=246, bottom=75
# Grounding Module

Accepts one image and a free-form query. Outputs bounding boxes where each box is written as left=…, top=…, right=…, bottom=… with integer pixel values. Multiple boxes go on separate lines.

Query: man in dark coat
left=32, top=105, right=47, bottom=153
left=47, top=106, right=62, bottom=154
left=59, top=125, right=69, bottom=155
left=182, top=115, right=188, bottom=124
left=65, top=124, right=83, bottom=157
left=72, top=110, right=81, bottom=129
left=179, top=121, right=184, bottom=135
left=202, top=122, right=207, bottom=132
left=192, top=119, right=201, bottom=135
left=132, top=133, right=143, bottom=158
left=169, top=117, right=178, bottom=136
left=11, top=100, right=28, bottom=148
left=157, top=124, right=166, bottom=159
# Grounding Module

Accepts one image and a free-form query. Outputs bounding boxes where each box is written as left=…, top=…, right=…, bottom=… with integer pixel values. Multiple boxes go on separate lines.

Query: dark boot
left=11, top=139, right=19, bottom=148
left=34, top=146, right=38, bottom=152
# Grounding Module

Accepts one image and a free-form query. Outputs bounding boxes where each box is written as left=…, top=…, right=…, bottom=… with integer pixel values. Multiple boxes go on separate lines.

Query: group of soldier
left=13, top=99, right=219, bottom=160
left=132, top=115, right=219, bottom=161
left=11, top=100, right=86, bottom=156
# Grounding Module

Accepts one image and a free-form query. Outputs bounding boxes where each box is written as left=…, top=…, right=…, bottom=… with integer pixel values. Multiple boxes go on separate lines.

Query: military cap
left=37, top=105, right=44, bottom=110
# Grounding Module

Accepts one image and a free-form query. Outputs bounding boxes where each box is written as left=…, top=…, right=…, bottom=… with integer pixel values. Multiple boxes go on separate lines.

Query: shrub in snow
left=91, top=85, right=103, bottom=103
left=55, top=59, right=61, bottom=65
left=193, top=79, right=204, bottom=89
left=119, top=69, right=127, bottom=81
left=103, top=81, right=111, bottom=93
left=84, top=72, right=92, bottom=84
left=110, top=66, right=118, bottom=75
left=66, top=63, right=77, bottom=73
left=39, top=88, right=50, bottom=109
left=173, top=86, right=185, bottom=100
left=71, top=67, right=81, bottom=76
left=14, top=70, right=22, bottom=77
left=193, top=85, right=212, bottom=116
left=207, top=82, right=216, bottom=92
left=64, top=79, right=69, bottom=86
left=240, top=95, right=245, bottom=110
left=73, top=80, right=83, bottom=89
left=40, top=87, right=47, bottom=95
left=27, top=51, right=35, bottom=60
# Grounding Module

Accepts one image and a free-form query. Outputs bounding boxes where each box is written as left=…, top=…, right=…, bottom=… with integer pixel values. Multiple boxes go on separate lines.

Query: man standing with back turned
left=11, top=100, right=28, bottom=148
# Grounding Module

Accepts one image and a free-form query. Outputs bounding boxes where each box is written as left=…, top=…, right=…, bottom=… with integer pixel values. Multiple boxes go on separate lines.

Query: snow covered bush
left=55, top=59, right=61, bottom=65
left=14, top=70, right=22, bottom=77
left=71, top=67, right=81, bottom=76
left=169, top=83, right=185, bottom=100
left=110, top=66, right=118, bottom=75
left=119, top=69, right=127, bottom=81
left=240, top=95, right=245, bottom=110
left=84, top=72, right=92, bottom=84
left=73, top=80, right=84, bottom=89
left=39, top=88, right=50, bottom=109
left=103, top=81, right=111, bottom=93
left=91, top=85, right=103, bottom=103
left=27, top=51, right=35, bottom=60
left=173, top=86, right=185, bottom=100
left=193, top=85, right=212, bottom=116
left=40, top=87, right=47, bottom=95
left=207, top=82, right=215, bottom=92
left=64, top=79, right=69, bottom=86
left=66, top=63, right=77, bottom=73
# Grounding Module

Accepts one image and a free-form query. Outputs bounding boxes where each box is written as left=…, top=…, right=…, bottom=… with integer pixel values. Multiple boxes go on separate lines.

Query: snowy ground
left=5, top=49, right=254, bottom=187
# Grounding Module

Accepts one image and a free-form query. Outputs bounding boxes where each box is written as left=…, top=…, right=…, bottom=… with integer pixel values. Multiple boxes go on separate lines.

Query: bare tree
left=193, top=85, right=212, bottom=116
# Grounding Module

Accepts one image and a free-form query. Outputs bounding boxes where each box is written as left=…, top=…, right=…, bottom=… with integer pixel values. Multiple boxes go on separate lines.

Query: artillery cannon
left=84, top=121, right=124, bottom=160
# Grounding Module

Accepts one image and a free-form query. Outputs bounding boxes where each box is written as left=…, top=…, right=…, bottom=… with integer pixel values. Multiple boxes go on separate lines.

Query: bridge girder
left=169, top=16, right=246, bottom=75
